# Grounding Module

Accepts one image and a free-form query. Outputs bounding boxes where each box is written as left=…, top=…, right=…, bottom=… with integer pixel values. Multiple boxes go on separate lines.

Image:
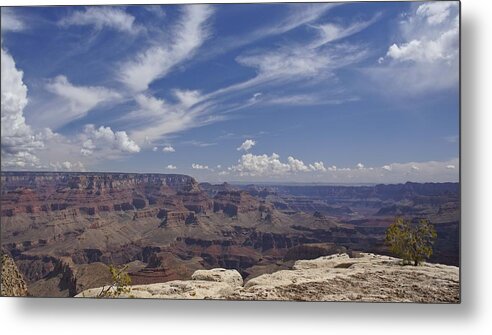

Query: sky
left=0, top=1, right=460, bottom=184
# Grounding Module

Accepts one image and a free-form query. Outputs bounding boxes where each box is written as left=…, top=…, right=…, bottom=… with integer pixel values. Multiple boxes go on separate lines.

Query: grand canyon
left=0, top=171, right=459, bottom=299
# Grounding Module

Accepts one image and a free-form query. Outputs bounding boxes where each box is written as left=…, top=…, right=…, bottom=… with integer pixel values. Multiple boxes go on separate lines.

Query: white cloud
left=1, top=8, right=26, bottom=32
left=231, top=153, right=329, bottom=177
left=1, top=47, right=44, bottom=168
left=237, top=139, right=256, bottom=152
left=152, top=146, right=158, bottom=152
left=228, top=154, right=458, bottom=183
left=237, top=48, right=332, bottom=79
left=201, top=4, right=336, bottom=62
left=231, top=153, right=290, bottom=176
left=416, top=2, right=455, bottom=25
left=210, top=33, right=367, bottom=102
left=126, top=92, right=217, bottom=146
left=309, top=161, right=327, bottom=172
left=36, top=75, right=121, bottom=129
left=266, top=94, right=359, bottom=106
left=59, top=6, right=143, bottom=34
left=166, top=164, right=177, bottom=170
left=309, top=13, right=381, bottom=48
left=192, top=163, right=209, bottom=170
left=162, top=145, right=175, bottom=153
left=80, top=124, right=140, bottom=157
left=173, top=89, right=202, bottom=108
left=369, top=2, right=459, bottom=94
left=143, top=5, right=166, bottom=18
left=287, top=156, right=310, bottom=172
left=385, top=26, right=458, bottom=63
left=119, top=5, right=214, bottom=92
left=49, top=160, right=86, bottom=172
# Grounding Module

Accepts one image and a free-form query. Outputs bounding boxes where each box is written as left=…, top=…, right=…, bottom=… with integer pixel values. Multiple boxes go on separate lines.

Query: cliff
left=1, top=253, right=28, bottom=296
left=76, top=253, right=460, bottom=303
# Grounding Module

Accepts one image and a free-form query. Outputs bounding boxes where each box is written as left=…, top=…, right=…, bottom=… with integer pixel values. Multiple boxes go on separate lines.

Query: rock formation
left=77, top=253, right=459, bottom=302
left=1, top=253, right=28, bottom=296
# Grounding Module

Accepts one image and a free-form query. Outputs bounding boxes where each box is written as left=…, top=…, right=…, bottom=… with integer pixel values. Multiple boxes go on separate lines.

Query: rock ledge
left=76, top=253, right=460, bottom=302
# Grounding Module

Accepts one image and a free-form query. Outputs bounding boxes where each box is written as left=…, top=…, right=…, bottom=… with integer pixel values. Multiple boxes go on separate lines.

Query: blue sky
left=1, top=2, right=459, bottom=183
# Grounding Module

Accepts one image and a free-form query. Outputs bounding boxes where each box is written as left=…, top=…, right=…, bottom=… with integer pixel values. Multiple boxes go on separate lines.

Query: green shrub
left=97, top=264, right=132, bottom=298
left=385, top=217, right=437, bottom=266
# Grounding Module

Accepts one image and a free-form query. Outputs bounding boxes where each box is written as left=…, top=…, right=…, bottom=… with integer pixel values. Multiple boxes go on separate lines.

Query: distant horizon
left=1, top=2, right=459, bottom=184
left=0, top=169, right=459, bottom=186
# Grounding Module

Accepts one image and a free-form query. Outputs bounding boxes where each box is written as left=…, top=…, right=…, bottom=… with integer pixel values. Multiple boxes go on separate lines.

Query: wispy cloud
left=126, top=91, right=219, bottom=145
left=308, top=12, right=382, bottom=48
left=202, top=3, right=338, bottom=60
left=1, top=7, right=26, bottom=32
left=59, top=6, right=144, bottom=34
left=118, top=5, right=214, bottom=92
left=33, top=75, right=121, bottom=129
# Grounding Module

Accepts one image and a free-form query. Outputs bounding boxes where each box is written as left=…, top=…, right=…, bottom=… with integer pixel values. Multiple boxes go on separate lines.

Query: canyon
left=0, top=172, right=459, bottom=297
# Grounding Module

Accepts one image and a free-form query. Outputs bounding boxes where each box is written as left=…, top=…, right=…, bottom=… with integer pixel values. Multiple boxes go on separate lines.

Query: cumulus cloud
left=228, top=154, right=458, bottom=183
left=192, top=163, right=209, bottom=170
left=35, top=75, right=121, bottom=129
left=80, top=124, right=140, bottom=157
left=119, top=5, right=214, bottom=92
left=368, top=1, right=459, bottom=94
left=59, top=6, right=143, bottom=34
left=49, top=160, right=86, bottom=172
left=1, top=47, right=44, bottom=168
left=237, top=139, right=256, bottom=151
left=152, top=146, right=158, bottom=152
left=162, top=145, right=175, bottom=152
left=383, top=2, right=458, bottom=64
left=166, top=164, right=177, bottom=170
left=309, top=161, right=327, bottom=172
left=1, top=8, right=26, bottom=32
left=287, top=156, right=310, bottom=172
left=231, top=153, right=329, bottom=177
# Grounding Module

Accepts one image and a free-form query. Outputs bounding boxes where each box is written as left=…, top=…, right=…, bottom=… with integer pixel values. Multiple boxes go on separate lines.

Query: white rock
left=191, top=268, right=243, bottom=287
left=76, top=253, right=460, bottom=302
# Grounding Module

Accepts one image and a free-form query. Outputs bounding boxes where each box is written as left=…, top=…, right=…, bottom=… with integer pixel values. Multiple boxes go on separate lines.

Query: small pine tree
left=97, top=264, right=132, bottom=298
left=385, top=217, right=437, bottom=266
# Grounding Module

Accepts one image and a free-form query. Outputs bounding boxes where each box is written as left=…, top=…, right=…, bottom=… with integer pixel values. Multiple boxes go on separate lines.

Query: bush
left=97, top=264, right=132, bottom=298
left=385, top=217, right=437, bottom=266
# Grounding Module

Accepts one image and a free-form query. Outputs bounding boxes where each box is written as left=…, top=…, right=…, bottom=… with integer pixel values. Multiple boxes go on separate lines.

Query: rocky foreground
left=1, top=253, right=28, bottom=297
left=77, top=253, right=460, bottom=303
